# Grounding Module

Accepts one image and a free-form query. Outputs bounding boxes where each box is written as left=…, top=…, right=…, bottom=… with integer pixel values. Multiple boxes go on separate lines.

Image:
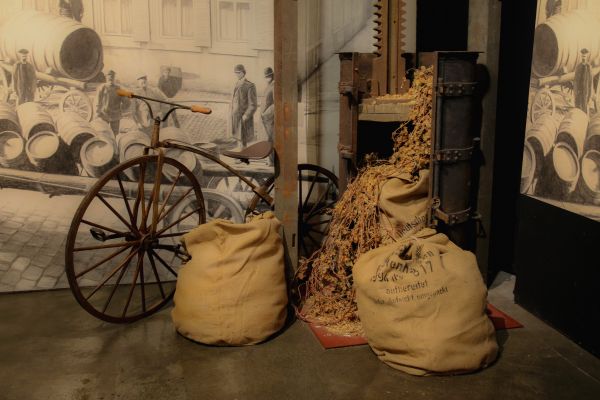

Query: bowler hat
left=234, top=64, right=246, bottom=73
left=581, top=48, right=590, bottom=54
left=264, top=67, right=274, bottom=77
left=17, top=49, right=29, bottom=55
left=106, top=70, right=116, bottom=76
left=137, top=75, right=147, bottom=80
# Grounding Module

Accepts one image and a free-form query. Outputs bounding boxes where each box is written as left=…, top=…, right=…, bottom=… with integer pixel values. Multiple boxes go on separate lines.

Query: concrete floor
left=0, top=273, right=599, bottom=400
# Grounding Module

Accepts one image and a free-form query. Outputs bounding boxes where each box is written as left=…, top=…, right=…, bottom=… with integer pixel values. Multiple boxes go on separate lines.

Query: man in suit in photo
left=95, top=70, right=129, bottom=135
left=12, top=49, right=36, bottom=105
left=574, top=48, right=593, bottom=113
left=230, top=64, right=257, bottom=149
left=132, top=75, right=166, bottom=134
left=261, top=67, right=275, bottom=166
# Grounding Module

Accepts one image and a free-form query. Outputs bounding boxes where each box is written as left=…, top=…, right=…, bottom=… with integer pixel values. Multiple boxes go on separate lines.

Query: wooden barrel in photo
left=0, top=101, right=20, bottom=134
left=116, top=130, right=150, bottom=181
left=532, top=10, right=600, bottom=78
left=522, top=114, right=560, bottom=194
left=25, top=130, right=76, bottom=174
left=521, top=141, right=536, bottom=194
left=553, top=108, right=588, bottom=191
left=0, top=10, right=103, bottom=81
left=16, top=102, right=56, bottom=140
left=80, top=136, right=117, bottom=178
left=160, top=127, right=202, bottom=182
left=0, top=130, right=26, bottom=168
left=579, top=149, right=600, bottom=205
left=552, top=142, right=581, bottom=192
left=90, top=118, right=115, bottom=141
left=585, top=113, right=600, bottom=152
left=55, top=112, right=95, bottom=162
left=557, top=108, right=589, bottom=156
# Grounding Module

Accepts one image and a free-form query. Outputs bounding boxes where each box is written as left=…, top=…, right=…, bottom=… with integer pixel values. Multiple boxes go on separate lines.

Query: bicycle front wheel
left=65, top=155, right=205, bottom=323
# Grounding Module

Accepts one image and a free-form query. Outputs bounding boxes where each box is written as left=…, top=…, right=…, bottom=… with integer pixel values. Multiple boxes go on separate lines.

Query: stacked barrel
left=521, top=109, right=600, bottom=205
left=0, top=100, right=142, bottom=178
left=1, top=100, right=210, bottom=184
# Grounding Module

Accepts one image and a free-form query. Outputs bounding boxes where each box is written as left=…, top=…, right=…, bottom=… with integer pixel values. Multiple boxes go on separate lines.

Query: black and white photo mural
left=522, top=0, right=600, bottom=221
left=0, top=0, right=275, bottom=293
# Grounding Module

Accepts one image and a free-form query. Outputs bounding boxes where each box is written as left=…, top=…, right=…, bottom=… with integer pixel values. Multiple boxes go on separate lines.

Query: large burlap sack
left=379, top=170, right=429, bottom=241
left=171, top=212, right=288, bottom=346
left=354, top=228, right=498, bottom=375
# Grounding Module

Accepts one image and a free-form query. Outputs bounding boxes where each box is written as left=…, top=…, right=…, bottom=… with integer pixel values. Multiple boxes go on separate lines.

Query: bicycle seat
left=222, top=141, right=273, bottom=162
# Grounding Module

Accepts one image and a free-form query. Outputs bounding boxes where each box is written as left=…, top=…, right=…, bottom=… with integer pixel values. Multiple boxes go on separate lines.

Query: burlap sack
left=171, top=212, right=288, bottom=346
left=379, top=170, right=429, bottom=241
left=354, top=228, right=498, bottom=375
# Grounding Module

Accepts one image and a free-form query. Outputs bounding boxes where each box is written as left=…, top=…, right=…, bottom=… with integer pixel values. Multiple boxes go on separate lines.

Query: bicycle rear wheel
left=65, top=155, right=205, bottom=323
left=246, top=164, right=339, bottom=258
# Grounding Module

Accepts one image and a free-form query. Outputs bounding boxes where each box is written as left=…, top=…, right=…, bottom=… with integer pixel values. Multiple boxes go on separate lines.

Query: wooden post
left=274, top=0, right=298, bottom=270
left=468, top=0, right=502, bottom=283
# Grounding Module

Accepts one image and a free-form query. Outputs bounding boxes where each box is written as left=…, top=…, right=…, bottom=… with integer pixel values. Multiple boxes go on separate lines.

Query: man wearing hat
left=95, top=70, right=129, bottom=135
left=574, top=48, right=593, bottom=113
left=132, top=75, right=166, bottom=134
left=158, top=67, right=180, bottom=99
left=261, top=67, right=275, bottom=165
left=12, top=49, right=36, bottom=105
left=230, top=64, right=257, bottom=148
left=59, top=0, right=84, bottom=22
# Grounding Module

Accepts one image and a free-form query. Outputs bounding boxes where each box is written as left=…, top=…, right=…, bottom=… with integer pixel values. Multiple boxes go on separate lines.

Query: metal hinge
left=434, top=146, right=474, bottom=163
left=436, top=82, right=477, bottom=97
left=434, top=207, right=472, bottom=226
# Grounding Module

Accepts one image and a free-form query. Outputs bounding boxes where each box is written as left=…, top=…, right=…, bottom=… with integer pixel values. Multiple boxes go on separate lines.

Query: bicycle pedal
left=90, top=228, right=107, bottom=242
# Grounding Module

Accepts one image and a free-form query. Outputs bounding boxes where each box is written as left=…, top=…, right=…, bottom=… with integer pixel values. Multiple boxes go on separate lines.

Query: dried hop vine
left=296, top=66, right=434, bottom=335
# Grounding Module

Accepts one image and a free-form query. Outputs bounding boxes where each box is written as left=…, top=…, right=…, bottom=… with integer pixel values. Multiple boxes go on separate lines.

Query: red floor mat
left=486, top=303, right=524, bottom=330
left=307, top=303, right=523, bottom=349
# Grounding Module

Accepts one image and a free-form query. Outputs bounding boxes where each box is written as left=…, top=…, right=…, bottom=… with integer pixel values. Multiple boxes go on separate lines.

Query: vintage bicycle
left=65, top=90, right=338, bottom=323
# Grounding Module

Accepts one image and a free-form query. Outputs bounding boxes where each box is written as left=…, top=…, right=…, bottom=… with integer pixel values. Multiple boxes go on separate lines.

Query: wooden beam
left=468, top=0, right=502, bottom=283
left=274, top=0, right=298, bottom=270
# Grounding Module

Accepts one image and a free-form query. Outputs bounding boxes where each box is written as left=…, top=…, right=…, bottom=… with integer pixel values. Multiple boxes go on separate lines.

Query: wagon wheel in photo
left=60, top=89, right=93, bottom=121
left=0, top=70, right=10, bottom=102
left=530, top=87, right=556, bottom=123
left=35, top=82, right=54, bottom=102
left=167, top=189, right=245, bottom=228
left=246, top=164, right=339, bottom=259
left=209, top=174, right=267, bottom=212
left=65, top=155, right=205, bottom=323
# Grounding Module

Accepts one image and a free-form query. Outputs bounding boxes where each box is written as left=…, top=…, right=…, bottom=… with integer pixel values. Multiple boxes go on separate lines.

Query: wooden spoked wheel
left=168, top=189, right=245, bottom=226
left=60, top=89, right=94, bottom=121
left=246, top=164, right=339, bottom=258
left=530, top=87, right=556, bottom=123
left=35, top=83, right=54, bottom=101
left=65, top=155, right=205, bottom=323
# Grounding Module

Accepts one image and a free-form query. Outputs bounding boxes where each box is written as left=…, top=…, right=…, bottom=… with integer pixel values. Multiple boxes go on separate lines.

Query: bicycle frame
left=119, top=89, right=274, bottom=207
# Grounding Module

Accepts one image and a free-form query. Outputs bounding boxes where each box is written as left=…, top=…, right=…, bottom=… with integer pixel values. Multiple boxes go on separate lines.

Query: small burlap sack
left=354, top=228, right=498, bottom=375
left=379, top=170, right=429, bottom=241
left=171, top=212, right=288, bottom=346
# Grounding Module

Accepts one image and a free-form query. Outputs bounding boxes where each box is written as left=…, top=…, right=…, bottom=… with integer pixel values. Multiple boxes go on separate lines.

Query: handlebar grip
left=116, top=89, right=133, bottom=98
left=190, top=105, right=212, bottom=114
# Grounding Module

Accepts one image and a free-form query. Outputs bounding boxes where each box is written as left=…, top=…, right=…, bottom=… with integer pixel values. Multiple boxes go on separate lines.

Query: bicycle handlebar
left=116, top=89, right=212, bottom=115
